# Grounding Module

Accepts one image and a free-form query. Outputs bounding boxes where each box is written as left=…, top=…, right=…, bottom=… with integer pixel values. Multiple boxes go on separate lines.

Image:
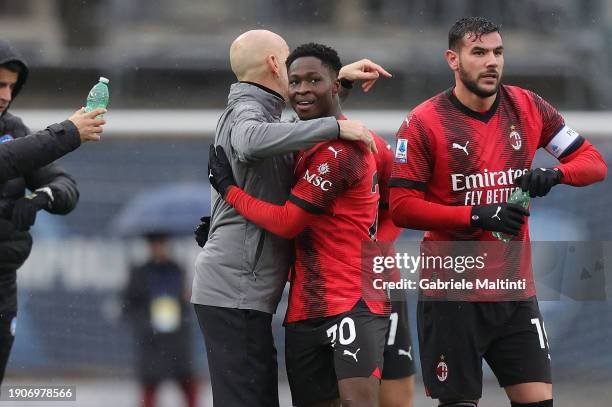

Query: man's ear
left=331, top=78, right=341, bottom=95
left=445, top=49, right=459, bottom=72
left=266, top=54, right=281, bottom=78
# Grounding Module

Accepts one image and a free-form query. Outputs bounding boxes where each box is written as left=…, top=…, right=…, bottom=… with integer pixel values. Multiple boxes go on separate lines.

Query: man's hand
left=11, top=193, right=50, bottom=231
left=208, top=145, right=237, bottom=198
left=515, top=168, right=562, bottom=198
left=194, top=216, right=211, bottom=248
left=338, top=120, right=378, bottom=153
left=338, top=59, right=392, bottom=92
left=68, top=108, right=106, bottom=142
left=470, top=203, right=530, bottom=236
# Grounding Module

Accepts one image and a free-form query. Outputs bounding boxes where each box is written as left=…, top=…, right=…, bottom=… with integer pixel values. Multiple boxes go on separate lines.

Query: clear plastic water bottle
left=492, top=188, right=530, bottom=242
left=85, top=77, right=109, bottom=118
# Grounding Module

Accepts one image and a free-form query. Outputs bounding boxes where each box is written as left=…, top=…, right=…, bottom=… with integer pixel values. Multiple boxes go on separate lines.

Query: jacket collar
left=228, top=81, right=285, bottom=118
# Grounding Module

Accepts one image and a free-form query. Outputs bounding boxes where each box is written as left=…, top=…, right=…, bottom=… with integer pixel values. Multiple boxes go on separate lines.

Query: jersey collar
left=447, top=87, right=501, bottom=123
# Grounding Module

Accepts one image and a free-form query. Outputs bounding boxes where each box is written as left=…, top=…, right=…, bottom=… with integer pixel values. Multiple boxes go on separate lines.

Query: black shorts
left=382, top=299, right=416, bottom=380
left=418, top=297, right=551, bottom=401
left=285, top=299, right=388, bottom=407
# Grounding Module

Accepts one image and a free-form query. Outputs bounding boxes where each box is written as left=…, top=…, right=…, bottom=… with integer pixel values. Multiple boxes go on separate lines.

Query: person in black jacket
left=123, top=234, right=197, bottom=407
left=0, top=39, right=105, bottom=385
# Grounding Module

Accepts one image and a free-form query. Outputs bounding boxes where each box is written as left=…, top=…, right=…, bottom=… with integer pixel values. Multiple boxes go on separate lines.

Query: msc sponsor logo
left=303, top=169, right=332, bottom=191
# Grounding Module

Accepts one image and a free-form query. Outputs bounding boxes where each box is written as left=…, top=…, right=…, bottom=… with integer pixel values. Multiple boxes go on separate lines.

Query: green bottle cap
left=99, top=77, right=110, bottom=84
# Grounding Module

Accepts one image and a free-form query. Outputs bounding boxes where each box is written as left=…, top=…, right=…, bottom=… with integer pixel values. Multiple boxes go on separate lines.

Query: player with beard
left=389, top=17, right=607, bottom=407
left=208, top=43, right=390, bottom=407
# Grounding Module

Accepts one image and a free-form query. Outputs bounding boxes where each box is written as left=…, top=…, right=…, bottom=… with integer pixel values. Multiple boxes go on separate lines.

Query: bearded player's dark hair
left=286, top=43, right=342, bottom=77
left=448, top=17, right=501, bottom=50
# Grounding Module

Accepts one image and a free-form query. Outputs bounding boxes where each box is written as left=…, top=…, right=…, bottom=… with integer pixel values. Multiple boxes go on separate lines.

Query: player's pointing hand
left=339, top=59, right=392, bottom=92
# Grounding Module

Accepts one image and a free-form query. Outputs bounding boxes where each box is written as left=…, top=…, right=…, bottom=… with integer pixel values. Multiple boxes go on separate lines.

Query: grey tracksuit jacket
left=191, top=82, right=339, bottom=314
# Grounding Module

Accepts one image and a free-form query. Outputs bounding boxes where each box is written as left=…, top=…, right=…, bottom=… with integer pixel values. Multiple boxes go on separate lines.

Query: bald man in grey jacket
left=192, top=30, right=390, bottom=407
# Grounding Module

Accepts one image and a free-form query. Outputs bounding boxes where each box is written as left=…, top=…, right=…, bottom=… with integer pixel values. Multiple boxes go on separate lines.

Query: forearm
left=0, top=120, right=80, bottom=183
left=390, top=188, right=472, bottom=230
left=232, top=116, right=339, bottom=161
left=555, top=141, right=607, bottom=186
left=226, top=186, right=314, bottom=238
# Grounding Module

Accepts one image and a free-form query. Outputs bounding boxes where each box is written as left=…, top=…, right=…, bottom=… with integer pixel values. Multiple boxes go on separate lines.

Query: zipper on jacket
left=251, top=231, right=266, bottom=280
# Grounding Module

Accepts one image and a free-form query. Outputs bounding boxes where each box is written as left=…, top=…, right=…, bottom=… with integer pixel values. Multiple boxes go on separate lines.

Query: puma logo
left=328, top=146, right=342, bottom=158
left=343, top=348, right=361, bottom=362
left=492, top=206, right=502, bottom=221
left=452, top=141, right=469, bottom=155
left=398, top=347, right=412, bottom=360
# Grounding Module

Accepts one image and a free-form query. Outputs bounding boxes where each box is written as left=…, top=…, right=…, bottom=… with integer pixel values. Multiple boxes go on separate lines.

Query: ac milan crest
left=509, top=125, right=522, bottom=150
left=436, top=359, right=448, bottom=382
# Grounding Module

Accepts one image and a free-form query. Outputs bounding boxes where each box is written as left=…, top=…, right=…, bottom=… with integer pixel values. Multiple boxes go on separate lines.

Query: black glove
left=470, top=203, right=530, bottom=236
left=194, top=216, right=211, bottom=248
left=11, top=193, right=50, bottom=231
left=515, top=167, right=562, bottom=198
left=208, top=144, right=236, bottom=198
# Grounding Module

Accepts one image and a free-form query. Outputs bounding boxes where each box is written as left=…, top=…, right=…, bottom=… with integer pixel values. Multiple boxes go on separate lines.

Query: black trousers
left=0, top=269, right=17, bottom=387
left=194, top=304, right=279, bottom=407
left=0, top=313, right=15, bottom=386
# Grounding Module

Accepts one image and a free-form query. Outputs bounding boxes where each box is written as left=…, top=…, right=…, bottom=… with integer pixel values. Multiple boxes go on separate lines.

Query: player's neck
left=333, top=103, right=342, bottom=120
left=454, top=82, right=497, bottom=113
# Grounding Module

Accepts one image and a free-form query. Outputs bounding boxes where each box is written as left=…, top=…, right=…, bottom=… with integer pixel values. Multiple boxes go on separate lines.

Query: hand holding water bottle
left=68, top=108, right=106, bottom=143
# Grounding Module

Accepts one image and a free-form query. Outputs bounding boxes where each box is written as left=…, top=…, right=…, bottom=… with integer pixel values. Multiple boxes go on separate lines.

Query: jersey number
left=326, top=317, right=357, bottom=346
left=530, top=318, right=549, bottom=349
left=387, top=312, right=399, bottom=346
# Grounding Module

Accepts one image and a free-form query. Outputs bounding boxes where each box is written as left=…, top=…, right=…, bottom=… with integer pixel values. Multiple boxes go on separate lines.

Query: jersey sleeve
left=529, top=91, right=585, bottom=158
left=389, top=111, right=434, bottom=191
left=289, top=142, right=367, bottom=214
left=371, top=131, right=393, bottom=209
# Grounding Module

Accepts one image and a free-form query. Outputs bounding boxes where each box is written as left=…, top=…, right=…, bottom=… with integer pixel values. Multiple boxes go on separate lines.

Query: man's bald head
left=230, top=30, right=290, bottom=96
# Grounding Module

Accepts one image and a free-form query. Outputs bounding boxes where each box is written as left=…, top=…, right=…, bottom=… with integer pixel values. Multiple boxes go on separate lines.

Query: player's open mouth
left=294, top=100, right=316, bottom=111
left=480, top=73, right=498, bottom=81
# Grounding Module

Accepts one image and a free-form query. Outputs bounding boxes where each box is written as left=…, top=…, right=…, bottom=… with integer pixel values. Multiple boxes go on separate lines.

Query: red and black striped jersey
left=390, top=85, right=582, bottom=300
left=338, top=113, right=401, bottom=241
left=286, top=139, right=388, bottom=322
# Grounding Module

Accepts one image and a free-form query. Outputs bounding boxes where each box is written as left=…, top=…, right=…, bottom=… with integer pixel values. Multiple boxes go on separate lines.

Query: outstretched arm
left=226, top=186, right=314, bottom=239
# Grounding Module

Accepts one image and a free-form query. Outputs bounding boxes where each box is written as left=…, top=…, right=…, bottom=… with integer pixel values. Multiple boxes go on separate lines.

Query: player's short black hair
left=286, top=43, right=342, bottom=77
left=448, top=17, right=501, bottom=50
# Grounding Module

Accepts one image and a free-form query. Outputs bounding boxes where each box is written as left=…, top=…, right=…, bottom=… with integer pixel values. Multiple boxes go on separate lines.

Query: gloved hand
left=208, top=144, right=236, bottom=198
left=470, top=203, right=530, bottom=236
left=11, top=193, right=50, bottom=231
left=194, top=216, right=211, bottom=248
left=515, top=167, right=562, bottom=198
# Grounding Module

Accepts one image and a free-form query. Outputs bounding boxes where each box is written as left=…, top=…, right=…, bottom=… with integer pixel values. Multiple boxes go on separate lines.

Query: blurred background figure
left=122, top=233, right=197, bottom=407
